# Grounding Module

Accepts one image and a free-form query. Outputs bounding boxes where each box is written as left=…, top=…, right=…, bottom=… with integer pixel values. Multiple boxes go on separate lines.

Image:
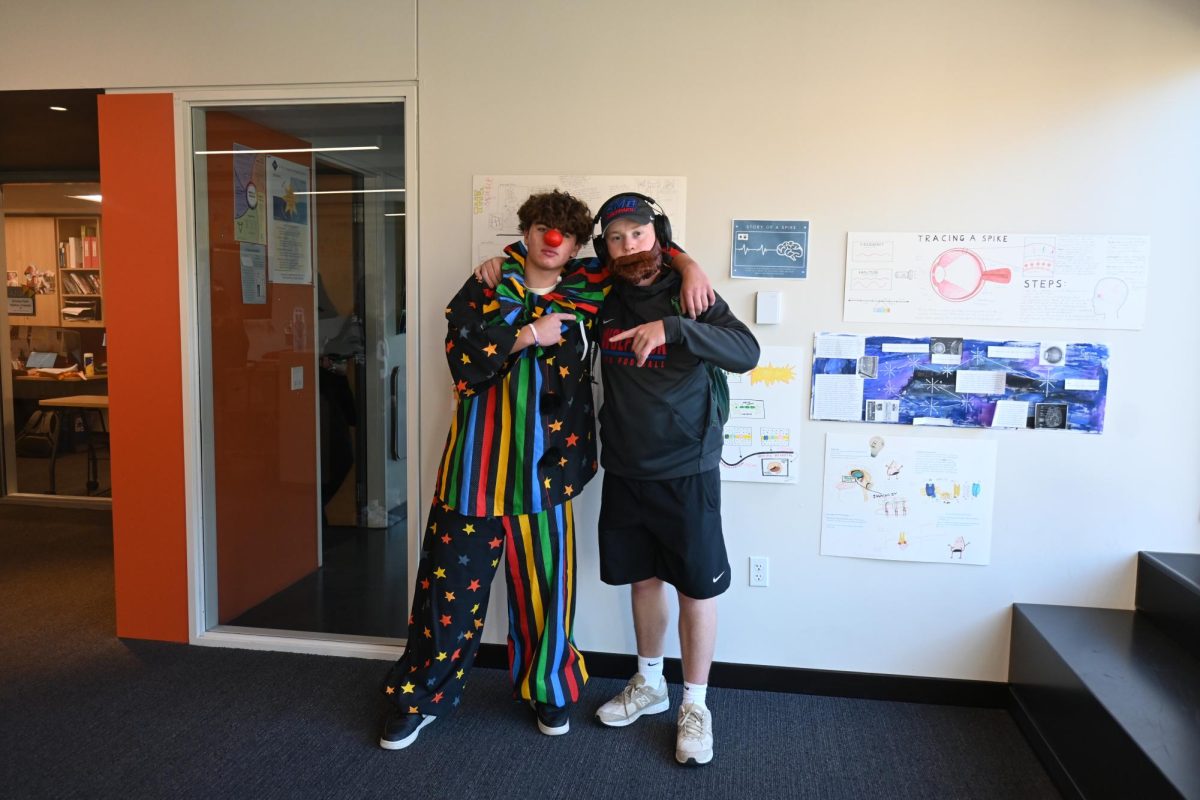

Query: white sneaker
left=675, top=703, right=713, bottom=765
left=594, top=674, right=670, bottom=727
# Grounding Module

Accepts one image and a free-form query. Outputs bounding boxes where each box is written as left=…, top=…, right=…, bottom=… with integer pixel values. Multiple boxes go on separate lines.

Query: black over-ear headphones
left=592, top=192, right=673, bottom=263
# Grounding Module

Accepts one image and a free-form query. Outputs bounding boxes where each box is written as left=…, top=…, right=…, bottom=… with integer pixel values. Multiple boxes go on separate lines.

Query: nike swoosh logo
left=712, top=571, right=726, bottom=583
left=602, top=318, right=614, bottom=325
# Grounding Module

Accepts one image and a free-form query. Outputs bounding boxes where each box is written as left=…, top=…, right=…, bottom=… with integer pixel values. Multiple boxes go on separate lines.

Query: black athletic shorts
left=598, top=468, right=731, bottom=600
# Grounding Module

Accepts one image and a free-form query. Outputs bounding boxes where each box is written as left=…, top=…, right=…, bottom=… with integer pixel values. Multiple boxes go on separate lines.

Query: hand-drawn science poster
left=720, top=345, right=805, bottom=484
left=821, top=433, right=997, bottom=565
left=810, top=333, right=1109, bottom=433
left=844, top=232, right=1149, bottom=330
left=472, top=175, right=686, bottom=265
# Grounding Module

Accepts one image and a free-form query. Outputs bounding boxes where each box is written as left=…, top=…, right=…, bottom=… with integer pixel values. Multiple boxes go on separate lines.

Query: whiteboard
left=471, top=174, right=687, bottom=264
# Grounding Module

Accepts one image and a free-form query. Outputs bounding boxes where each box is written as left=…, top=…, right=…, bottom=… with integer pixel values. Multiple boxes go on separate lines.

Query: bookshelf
left=55, top=216, right=104, bottom=328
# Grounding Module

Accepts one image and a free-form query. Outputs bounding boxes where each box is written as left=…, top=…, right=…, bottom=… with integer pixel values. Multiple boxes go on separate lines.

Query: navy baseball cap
left=597, top=194, right=655, bottom=233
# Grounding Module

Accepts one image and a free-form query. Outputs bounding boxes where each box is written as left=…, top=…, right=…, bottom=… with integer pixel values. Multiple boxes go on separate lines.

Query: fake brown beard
left=608, top=243, right=664, bottom=284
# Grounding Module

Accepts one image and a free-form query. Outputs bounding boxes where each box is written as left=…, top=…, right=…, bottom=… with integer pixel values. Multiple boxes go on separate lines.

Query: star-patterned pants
left=382, top=500, right=589, bottom=716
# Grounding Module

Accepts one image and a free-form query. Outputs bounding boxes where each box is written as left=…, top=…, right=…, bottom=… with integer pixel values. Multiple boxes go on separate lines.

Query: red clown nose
left=543, top=228, right=563, bottom=246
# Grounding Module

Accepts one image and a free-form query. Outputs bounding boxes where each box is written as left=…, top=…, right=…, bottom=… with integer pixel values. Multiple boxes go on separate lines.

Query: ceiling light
left=295, top=188, right=405, bottom=196
left=194, top=145, right=380, bottom=155
left=68, top=194, right=103, bottom=203
left=384, top=213, right=406, bottom=217
left=49, top=106, right=68, bottom=112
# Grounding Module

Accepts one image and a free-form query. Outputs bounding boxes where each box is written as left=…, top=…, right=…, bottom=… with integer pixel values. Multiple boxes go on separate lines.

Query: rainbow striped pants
left=382, top=500, right=588, bottom=715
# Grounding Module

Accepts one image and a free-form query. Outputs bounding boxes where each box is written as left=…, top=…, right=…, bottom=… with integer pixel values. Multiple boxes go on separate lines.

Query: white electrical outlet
left=291, top=366, right=304, bottom=391
left=749, top=556, right=769, bottom=587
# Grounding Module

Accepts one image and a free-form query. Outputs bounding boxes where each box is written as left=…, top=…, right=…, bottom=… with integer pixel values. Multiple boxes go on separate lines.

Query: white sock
left=637, top=655, right=664, bottom=687
left=682, top=681, right=708, bottom=708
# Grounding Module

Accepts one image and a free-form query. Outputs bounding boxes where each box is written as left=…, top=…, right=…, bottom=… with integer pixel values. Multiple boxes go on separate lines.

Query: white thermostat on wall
left=756, top=291, right=783, bottom=325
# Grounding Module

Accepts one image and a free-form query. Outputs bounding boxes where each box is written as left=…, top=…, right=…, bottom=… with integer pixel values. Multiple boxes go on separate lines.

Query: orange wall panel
left=203, top=112, right=319, bottom=622
left=97, top=93, right=189, bottom=642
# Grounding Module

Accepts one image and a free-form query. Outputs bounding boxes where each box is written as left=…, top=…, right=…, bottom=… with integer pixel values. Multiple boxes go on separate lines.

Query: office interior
left=1, top=2, right=1198, bottom=796
left=2, top=91, right=112, bottom=499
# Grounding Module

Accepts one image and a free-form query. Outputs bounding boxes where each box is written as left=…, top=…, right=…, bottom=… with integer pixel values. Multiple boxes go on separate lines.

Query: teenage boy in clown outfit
left=379, top=190, right=712, bottom=750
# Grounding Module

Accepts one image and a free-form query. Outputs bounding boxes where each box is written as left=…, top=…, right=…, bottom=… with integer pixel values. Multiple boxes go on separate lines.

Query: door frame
left=158, top=84, right=419, bottom=659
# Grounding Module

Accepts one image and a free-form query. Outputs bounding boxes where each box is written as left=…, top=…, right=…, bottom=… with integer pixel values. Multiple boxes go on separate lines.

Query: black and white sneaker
left=533, top=702, right=570, bottom=736
left=379, top=710, right=436, bottom=750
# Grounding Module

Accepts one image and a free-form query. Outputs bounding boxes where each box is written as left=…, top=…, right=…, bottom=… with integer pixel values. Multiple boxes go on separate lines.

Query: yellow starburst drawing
left=283, top=182, right=298, bottom=216
left=750, top=364, right=796, bottom=387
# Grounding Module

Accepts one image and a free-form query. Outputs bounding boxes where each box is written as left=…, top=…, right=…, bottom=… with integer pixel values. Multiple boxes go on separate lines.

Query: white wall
left=0, top=0, right=417, bottom=89
left=416, top=0, right=1200, bottom=682
left=3, top=0, right=1199, bottom=682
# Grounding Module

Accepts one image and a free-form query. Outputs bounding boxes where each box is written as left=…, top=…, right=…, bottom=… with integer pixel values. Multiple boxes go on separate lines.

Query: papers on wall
left=471, top=175, right=686, bottom=264
left=990, top=400, right=1030, bottom=429
left=7, top=287, right=34, bottom=316
left=810, top=333, right=1109, bottom=433
left=814, top=334, right=865, bottom=359
left=821, top=433, right=997, bottom=565
left=812, top=374, right=864, bottom=421
left=266, top=156, right=313, bottom=285
left=719, top=345, right=806, bottom=484
left=730, top=220, right=809, bottom=279
left=233, top=144, right=267, bottom=245
left=239, top=243, right=266, bottom=305
left=843, top=232, right=1149, bottom=329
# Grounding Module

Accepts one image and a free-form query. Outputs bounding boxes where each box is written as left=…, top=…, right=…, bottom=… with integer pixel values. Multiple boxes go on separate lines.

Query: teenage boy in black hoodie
left=591, top=194, right=759, bottom=767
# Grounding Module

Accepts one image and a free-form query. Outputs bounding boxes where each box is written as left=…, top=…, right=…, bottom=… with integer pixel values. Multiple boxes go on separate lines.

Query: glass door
left=190, top=100, right=410, bottom=640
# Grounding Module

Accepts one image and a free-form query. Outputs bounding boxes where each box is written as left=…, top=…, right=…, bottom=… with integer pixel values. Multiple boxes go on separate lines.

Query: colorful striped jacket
left=434, top=241, right=608, bottom=517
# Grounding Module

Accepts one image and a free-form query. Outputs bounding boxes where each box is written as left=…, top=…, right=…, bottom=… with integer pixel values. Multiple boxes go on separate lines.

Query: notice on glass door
left=239, top=243, right=266, bottom=305
left=233, top=143, right=267, bottom=245
left=266, top=155, right=312, bottom=285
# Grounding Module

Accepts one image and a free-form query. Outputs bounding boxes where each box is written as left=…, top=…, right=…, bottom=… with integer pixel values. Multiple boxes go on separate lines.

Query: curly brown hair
left=516, top=190, right=594, bottom=243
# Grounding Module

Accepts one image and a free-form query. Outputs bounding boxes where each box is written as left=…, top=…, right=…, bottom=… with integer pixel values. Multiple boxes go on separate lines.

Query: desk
left=14, top=374, right=108, bottom=401
left=37, top=394, right=109, bottom=495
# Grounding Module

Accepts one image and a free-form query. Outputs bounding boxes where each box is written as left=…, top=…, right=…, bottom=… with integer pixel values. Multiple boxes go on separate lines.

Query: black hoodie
left=597, top=270, right=760, bottom=479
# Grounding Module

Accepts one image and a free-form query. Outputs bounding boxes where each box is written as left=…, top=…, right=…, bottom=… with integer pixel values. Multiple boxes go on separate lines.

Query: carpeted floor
left=0, top=504, right=1060, bottom=799
left=16, top=448, right=110, bottom=497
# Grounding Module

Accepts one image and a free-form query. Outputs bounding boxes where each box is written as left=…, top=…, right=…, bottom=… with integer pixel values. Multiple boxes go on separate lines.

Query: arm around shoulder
left=675, top=294, right=760, bottom=374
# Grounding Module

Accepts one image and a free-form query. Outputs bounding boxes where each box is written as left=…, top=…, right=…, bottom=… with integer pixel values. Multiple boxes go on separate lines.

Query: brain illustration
left=775, top=241, right=804, bottom=262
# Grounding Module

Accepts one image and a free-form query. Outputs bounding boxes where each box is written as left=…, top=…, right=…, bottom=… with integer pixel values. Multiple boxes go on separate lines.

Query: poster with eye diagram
left=843, top=232, right=1149, bottom=330
left=821, top=433, right=997, bottom=565
left=471, top=175, right=686, bottom=264
left=810, top=333, right=1109, bottom=433
left=719, top=345, right=805, bottom=484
